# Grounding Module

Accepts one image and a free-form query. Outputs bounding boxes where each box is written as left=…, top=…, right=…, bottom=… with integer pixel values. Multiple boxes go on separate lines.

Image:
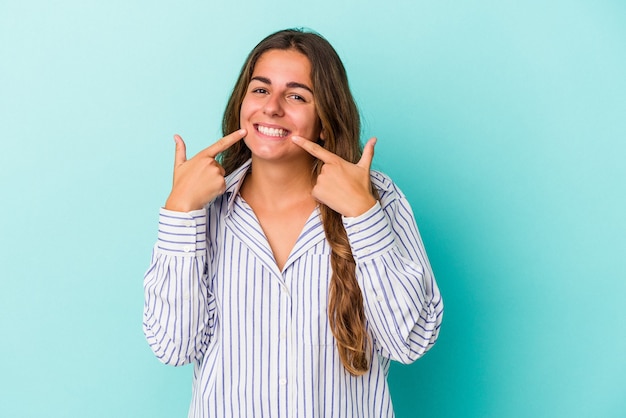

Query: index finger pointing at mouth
left=201, top=129, right=247, bottom=158
left=291, top=135, right=339, bottom=163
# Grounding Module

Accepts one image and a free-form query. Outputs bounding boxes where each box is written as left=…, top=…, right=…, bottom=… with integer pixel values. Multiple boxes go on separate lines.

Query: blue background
left=1, top=0, right=625, bottom=417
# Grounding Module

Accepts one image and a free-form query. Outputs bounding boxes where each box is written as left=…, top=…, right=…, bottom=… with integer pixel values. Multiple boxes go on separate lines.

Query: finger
left=173, top=134, right=187, bottom=166
left=291, top=135, right=339, bottom=163
left=200, top=128, right=247, bottom=158
left=357, top=137, right=377, bottom=169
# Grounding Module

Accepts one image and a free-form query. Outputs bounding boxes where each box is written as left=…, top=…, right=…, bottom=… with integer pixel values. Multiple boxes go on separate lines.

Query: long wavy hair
left=220, top=28, right=376, bottom=375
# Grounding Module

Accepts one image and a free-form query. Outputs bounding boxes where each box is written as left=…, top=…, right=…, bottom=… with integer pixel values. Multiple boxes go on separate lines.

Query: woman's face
left=240, top=48, right=322, bottom=163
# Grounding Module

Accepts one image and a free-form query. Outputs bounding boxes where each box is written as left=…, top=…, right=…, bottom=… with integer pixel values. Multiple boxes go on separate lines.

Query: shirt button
left=183, top=220, right=193, bottom=227
left=279, top=378, right=287, bottom=385
left=376, top=295, right=384, bottom=302
left=183, top=245, right=192, bottom=253
left=353, top=227, right=361, bottom=233
left=364, top=248, right=372, bottom=255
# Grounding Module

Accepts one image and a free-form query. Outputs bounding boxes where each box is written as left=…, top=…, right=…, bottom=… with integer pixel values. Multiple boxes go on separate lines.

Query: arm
left=143, top=130, right=245, bottom=365
left=290, top=135, right=443, bottom=362
left=143, top=208, right=215, bottom=366
left=343, top=179, right=443, bottom=364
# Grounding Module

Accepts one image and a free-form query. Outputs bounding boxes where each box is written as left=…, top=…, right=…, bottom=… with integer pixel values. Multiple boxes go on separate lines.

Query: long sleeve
left=143, top=208, right=215, bottom=366
left=343, top=174, right=443, bottom=364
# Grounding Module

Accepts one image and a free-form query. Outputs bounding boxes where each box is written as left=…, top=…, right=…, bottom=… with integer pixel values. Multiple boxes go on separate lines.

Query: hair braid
left=321, top=205, right=369, bottom=374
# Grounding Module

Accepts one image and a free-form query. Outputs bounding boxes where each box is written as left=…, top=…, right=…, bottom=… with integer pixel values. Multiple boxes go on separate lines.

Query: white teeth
left=257, top=125, right=287, bottom=137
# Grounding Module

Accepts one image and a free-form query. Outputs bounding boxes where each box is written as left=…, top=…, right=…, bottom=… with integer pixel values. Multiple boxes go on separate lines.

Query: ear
left=319, top=129, right=326, bottom=140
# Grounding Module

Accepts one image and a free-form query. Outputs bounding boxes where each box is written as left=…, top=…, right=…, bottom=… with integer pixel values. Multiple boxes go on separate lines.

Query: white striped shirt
left=143, top=159, right=443, bottom=418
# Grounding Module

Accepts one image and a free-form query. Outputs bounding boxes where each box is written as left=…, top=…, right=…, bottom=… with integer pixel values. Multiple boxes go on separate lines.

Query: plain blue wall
left=1, top=0, right=625, bottom=417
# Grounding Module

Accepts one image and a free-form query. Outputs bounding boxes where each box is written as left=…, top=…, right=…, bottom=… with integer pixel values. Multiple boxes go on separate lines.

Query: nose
left=263, top=94, right=284, bottom=117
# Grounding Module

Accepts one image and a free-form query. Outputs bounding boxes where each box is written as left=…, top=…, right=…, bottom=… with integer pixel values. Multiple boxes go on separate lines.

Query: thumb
left=173, top=134, right=187, bottom=167
left=357, top=137, right=377, bottom=169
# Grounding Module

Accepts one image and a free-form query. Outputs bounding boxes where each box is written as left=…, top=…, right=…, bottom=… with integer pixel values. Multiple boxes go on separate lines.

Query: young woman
left=144, top=28, right=443, bottom=418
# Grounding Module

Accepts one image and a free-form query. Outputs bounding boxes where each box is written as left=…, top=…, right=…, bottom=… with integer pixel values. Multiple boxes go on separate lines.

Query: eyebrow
left=251, top=76, right=313, bottom=94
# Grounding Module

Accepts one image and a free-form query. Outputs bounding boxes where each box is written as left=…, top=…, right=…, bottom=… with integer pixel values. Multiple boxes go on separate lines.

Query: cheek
left=293, top=109, right=320, bottom=133
left=239, top=96, right=257, bottom=124
left=239, top=101, right=250, bottom=124
left=307, top=112, right=323, bottom=137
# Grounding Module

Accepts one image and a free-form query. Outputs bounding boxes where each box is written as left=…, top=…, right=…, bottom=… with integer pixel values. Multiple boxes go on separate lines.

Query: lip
left=253, top=123, right=291, bottom=140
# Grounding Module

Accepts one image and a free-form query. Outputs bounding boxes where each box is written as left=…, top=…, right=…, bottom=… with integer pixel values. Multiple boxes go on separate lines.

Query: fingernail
left=291, top=135, right=301, bottom=142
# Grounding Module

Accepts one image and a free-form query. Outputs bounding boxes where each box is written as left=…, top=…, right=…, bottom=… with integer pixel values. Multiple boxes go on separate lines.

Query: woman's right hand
left=164, top=129, right=247, bottom=212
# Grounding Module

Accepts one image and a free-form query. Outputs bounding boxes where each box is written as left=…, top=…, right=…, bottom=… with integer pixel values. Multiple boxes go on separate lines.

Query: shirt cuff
left=156, top=208, right=207, bottom=255
left=342, top=202, right=395, bottom=262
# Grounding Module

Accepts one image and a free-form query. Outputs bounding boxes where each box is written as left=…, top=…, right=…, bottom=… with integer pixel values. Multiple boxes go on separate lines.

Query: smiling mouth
left=255, top=124, right=290, bottom=138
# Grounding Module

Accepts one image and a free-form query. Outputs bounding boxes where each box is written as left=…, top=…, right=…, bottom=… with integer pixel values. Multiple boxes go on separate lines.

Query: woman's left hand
left=292, top=136, right=377, bottom=217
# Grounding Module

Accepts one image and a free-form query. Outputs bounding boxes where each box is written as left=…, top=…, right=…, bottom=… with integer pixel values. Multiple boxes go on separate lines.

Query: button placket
left=277, top=282, right=292, bottom=395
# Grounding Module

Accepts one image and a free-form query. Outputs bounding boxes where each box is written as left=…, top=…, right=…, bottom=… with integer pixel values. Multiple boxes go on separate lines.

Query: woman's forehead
left=251, top=49, right=312, bottom=83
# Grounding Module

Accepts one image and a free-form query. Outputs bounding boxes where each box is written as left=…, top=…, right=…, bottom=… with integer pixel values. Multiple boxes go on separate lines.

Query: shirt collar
left=224, top=158, right=252, bottom=215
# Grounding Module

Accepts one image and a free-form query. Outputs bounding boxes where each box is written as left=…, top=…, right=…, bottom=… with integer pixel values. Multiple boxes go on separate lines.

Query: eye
left=252, top=87, right=269, bottom=94
left=288, top=94, right=306, bottom=102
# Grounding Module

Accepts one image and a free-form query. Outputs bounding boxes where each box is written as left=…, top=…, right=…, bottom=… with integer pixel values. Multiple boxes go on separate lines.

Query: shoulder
left=370, top=170, right=407, bottom=208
